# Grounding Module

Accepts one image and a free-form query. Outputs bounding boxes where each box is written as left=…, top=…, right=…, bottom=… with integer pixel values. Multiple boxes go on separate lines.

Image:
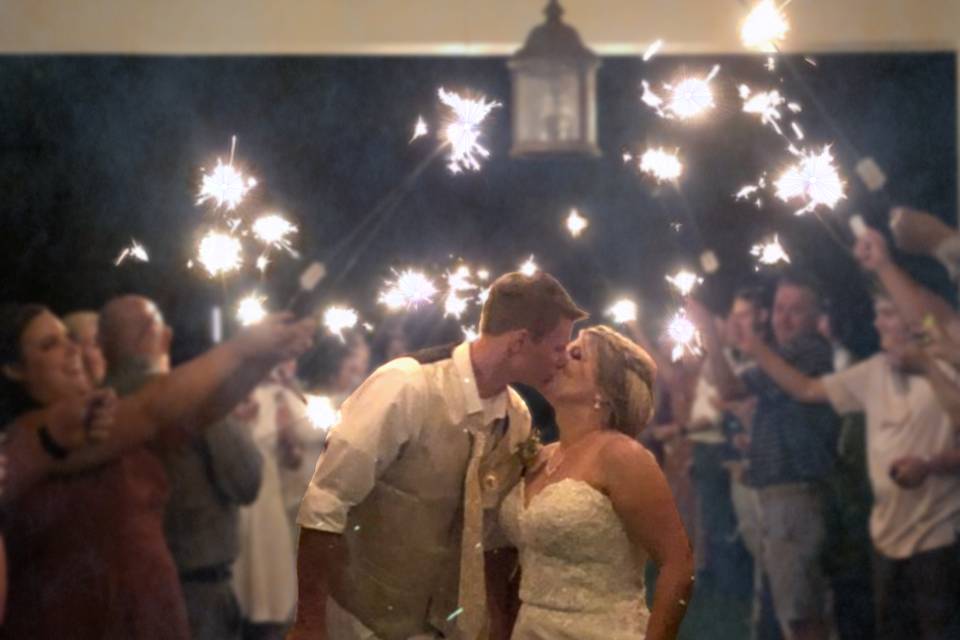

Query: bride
left=500, top=325, right=694, bottom=640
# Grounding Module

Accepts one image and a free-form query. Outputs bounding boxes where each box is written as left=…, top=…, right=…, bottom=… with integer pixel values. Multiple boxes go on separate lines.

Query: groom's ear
left=507, top=329, right=528, bottom=355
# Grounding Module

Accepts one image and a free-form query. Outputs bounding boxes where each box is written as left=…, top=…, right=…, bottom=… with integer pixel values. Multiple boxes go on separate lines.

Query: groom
left=289, top=271, right=586, bottom=640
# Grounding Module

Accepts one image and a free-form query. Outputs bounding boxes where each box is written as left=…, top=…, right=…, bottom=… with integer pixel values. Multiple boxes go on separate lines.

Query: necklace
left=543, top=431, right=600, bottom=477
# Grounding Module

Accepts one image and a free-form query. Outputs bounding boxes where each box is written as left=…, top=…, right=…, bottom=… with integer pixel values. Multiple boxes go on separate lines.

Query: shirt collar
left=452, top=341, right=508, bottom=424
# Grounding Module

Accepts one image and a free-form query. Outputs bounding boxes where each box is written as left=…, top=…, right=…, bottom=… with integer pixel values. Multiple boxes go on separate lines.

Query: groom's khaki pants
left=325, top=597, right=445, bottom=640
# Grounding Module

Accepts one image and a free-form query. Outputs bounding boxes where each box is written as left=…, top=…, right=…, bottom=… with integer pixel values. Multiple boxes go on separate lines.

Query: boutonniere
left=516, top=429, right=543, bottom=471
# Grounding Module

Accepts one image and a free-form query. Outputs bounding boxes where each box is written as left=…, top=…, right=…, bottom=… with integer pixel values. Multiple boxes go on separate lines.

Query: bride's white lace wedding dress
left=500, top=477, right=650, bottom=639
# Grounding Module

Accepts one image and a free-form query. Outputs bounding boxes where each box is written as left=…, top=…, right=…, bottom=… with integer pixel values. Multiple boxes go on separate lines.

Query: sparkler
left=565, top=209, right=589, bottom=237
left=638, top=148, right=683, bottom=183
left=519, top=256, right=539, bottom=277
left=305, top=394, right=339, bottom=431
left=740, top=85, right=786, bottom=134
left=197, top=231, right=243, bottom=276
left=323, top=306, right=359, bottom=341
left=379, top=269, right=438, bottom=310
left=197, top=159, right=257, bottom=211
left=438, top=87, right=501, bottom=173
left=666, top=269, right=703, bottom=297
left=667, top=309, right=702, bottom=362
left=741, top=0, right=789, bottom=52
left=775, top=146, right=846, bottom=215
left=606, top=299, right=639, bottom=324
left=751, top=234, right=791, bottom=265
left=461, top=326, right=479, bottom=342
left=410, top=116, right=429, bottom=142
left=642, top=66, right=720, bottom=121
left=252, top=213, right=299, bottom=257
left=236, top=294, right=267, bottom=326
left=442, top=266, right=477, bottom=319
left=114, top=239, right=149, bottom=266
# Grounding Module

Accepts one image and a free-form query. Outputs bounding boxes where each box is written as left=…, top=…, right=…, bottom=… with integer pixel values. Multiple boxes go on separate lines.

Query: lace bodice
left=500, top=478, right=649, bottom=639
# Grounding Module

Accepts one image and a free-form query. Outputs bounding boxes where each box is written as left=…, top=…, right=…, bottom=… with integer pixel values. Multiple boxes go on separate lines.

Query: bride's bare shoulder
left=595, top=432, right=658, bottom=472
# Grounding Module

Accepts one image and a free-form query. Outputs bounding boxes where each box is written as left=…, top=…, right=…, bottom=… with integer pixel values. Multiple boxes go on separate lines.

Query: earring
left=593, top=396, right=603, bottom=410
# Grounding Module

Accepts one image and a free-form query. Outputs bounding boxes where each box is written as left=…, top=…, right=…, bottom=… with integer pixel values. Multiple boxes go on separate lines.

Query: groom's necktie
left=458, top=426, right=489, bottom=640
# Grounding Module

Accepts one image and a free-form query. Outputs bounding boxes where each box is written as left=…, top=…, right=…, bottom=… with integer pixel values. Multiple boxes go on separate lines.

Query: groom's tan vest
left=329, top=345, right=531, bottom=640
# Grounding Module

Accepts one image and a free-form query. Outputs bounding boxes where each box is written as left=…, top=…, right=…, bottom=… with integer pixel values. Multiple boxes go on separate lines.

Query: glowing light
left=252, top=214, right=299, bottom=257
left=519, top=256, right=539, bottom=277
left=565, top=209, right=589, bottom=237
left=442, top=265, right=477, bottom=319
left=379, top=269, right=438, bottom=310
left=741, top=0, right=789, bottom=52
left=197, top=159, right=257, bottom=210
left=197, top=231, right=243, bottom=276
left=438, top=87, right=501, bottom=173
left=642, top=66, right=719, bottom=121
left=323, top=306, right=359, bottom=340
left=639, top=148, right=683, bottom=182
left=305, top=395, right=339, bottom=431
left=667, top=309, right=702, bottom=362
left=666, top=269, right=703, bottom=297
left=114, top=239, right=149, bottom=266
left=256, top=255, right=270, bottom=273
left=476, top=269, right=491, bottom=281
left=643, top=39, right=664, bottom=62
left=775, top=146, right=846, bottom=215
left=740, top=85, right=786, bottom=135
left=410, top=116, right=429, bottom=142
left=606, top=299, right=639, bottom=324
left=751, top=234, right=791, bottom=265
left=462, top=325, right=479, bottom=342
left=236, top=294, right=267, bottom=326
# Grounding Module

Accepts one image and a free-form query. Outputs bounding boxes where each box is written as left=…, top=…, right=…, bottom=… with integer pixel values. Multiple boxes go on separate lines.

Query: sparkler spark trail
left=323, top=306, right=359, bottom=340
left=606, top=299, right=638, bottom=324
left=740, top=85, right=786, bottom=134
left=236, top=294, right=267, bottom=326
left=741, top=0, right=789, bottom=52
left=667, top=309, right=702, bottom=362
left=114, top=239, right=149, bottom=266
left=305, top=395, right=339, bottom=431
left=519, top=256, right=539, bottom=277
left=252, top=214, right=299, bottom=256
left=442, top=266, right=477, bottom=319
left=438, top=87, right=501, bottom=173
left=775, top=146, right=846, bottom=215
left=379, top=269, right=438, bottom=310
left=197, top=159, right=257, bottom=211
left=666, top=269, right=703, bottom=297
left=410, top=116, right=429, bottom=142
left=461, top=326, right=479, bottom=342
left=197, top=231, right=243, bottom=276
left=639, top=148, right=683, bottom=183
left=751, top=234, right=791, bottom=265
left=643, top=39, right=664, bottom=62
left=565, top=209, right=589, bottom=237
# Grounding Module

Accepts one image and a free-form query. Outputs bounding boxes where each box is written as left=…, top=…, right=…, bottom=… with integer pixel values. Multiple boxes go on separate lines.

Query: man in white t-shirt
left=735, top=231, right=960, bottom=639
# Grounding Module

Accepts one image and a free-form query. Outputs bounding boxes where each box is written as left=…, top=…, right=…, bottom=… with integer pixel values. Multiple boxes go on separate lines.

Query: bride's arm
left=602, top=437, right=694, bottom=640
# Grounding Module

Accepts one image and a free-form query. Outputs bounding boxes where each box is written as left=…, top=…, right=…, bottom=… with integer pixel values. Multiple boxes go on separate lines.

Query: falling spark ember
left=379, top=269, right=438, bottom=310
left=622, top=151, right=634, bottom=163
left=197, top=231, right=243, bottom=276
left=765, top=56, right=777, bottom=71
left=236, top=294, right=267, bottom=326
left=323, top=306, right=359, bottom=340
left=197, top=159, right=257, bottom=210
left=114, top=239, right=149, bottom=266
left=256, top=255, right=270, bottom=273
left=741, top=0, right=789, bottom=52
left=410, top=116, right=429, bottom=142
left=443, top=266, right=478, bottom=319
left=305, top=395, right=339, bottom=431
left=751, top=234, right=791, bottom=265
left=804, top=56, right=818, bottom=67
left=775, top=146, right=846, bottom=215
left=740, top=85, right=786, bottom=134
left=606, top=299, right=639, bottom=324
left=639, top=148, right=683, bottom=182
left=438, top=87, right=501, bottom=173
left=252, top=214, right=299, bottom=256
left=519, top=255, right=539, bottom=277
left=790, top=121, right=805, bottom=140
left=667, top=309, right=702, bottom=362
left=566, top=209, right=589, bottom=237
left=477, top=269, right=491, bottom=281
left=462, top=325, right=479, bottom=342
left=666, top=269, right=703, bottom=297
left=643, top=39, right=664, bottom=61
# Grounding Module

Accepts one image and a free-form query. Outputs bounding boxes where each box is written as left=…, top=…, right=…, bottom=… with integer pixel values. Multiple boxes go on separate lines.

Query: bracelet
left=38, top=425, right=70, bottom=460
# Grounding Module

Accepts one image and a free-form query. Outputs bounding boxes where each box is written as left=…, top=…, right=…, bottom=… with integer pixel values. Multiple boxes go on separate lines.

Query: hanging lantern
left=508, top=0, right=601, bottom=157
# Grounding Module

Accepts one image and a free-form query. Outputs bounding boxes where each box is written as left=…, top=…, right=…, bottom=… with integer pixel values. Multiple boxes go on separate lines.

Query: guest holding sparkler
left=0, top=301, right=315, bottom=640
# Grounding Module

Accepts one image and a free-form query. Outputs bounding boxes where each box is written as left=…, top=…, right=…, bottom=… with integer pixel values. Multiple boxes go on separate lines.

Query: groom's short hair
left=480, top=271, right=587, bottom=340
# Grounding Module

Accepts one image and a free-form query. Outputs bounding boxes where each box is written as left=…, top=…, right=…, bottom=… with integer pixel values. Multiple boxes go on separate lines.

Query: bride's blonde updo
left=585, top=325, right=657, bottom=436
